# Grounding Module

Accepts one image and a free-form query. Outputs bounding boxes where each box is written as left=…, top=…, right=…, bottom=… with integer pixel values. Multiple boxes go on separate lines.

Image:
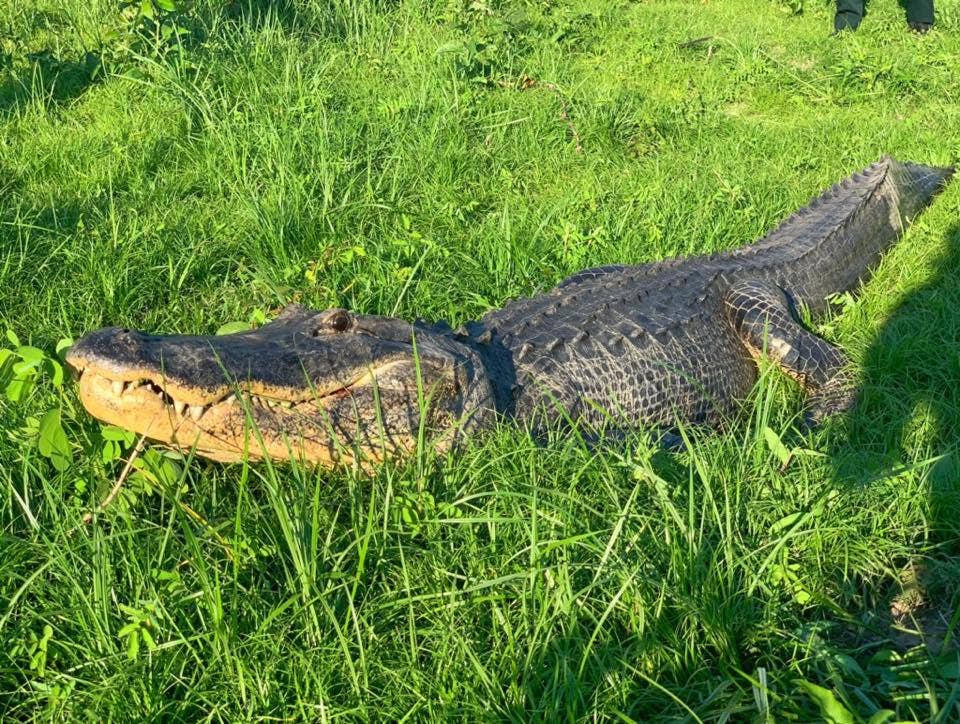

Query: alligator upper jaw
left=75, top=371, right=301, bottom=424
left=70, top=359, right=408, bottom=419
left=65, top=353, right=359, bottom=408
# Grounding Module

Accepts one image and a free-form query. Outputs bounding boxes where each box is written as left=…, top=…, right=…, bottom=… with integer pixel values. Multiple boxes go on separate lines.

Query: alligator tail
left=744, top=156, right=954, bottom=312
left=888, top=157, right=955, bottom=221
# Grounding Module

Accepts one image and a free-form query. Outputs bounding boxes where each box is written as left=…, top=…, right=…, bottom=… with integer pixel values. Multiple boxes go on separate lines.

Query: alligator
left=67, top=157, right=954, bottom=467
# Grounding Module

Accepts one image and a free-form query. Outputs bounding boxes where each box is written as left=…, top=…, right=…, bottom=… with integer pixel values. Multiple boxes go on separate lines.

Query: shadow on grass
left=0, top=50, right=103, bottom=117
left=0, top=0, right=373, bottom=120
left=222, top=0, right=307, bottom=30
left=0, top=2, right=295, bottom=118
left=831, top=222, right=960, bottom=651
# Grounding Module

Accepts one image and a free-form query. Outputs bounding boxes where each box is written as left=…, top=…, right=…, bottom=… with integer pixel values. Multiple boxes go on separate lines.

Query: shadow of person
left=0, top=50, right=102, bottom=117
left=830, top=221, right=960, bottom=652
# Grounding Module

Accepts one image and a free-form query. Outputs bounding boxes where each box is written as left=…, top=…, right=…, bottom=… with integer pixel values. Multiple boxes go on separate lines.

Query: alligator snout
left=67, top=326, right=150, bottom=376
left=66, top=324, right=258, bottom=406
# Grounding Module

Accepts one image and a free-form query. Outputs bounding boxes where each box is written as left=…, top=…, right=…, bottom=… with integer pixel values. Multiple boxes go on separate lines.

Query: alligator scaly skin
left=464, top=157, right=953, bottom=432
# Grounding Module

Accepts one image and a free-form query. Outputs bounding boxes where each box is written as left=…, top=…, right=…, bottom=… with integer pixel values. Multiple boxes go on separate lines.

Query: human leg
left=903, top=0, right=934, bottom=31
left=835, top=0, right=865, bottom=31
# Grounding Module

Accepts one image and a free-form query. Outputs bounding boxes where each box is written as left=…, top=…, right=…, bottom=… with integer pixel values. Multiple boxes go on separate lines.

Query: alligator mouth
left=71, top=365, right=395, bottom=463
left=74, top=369, right=361, bottom=417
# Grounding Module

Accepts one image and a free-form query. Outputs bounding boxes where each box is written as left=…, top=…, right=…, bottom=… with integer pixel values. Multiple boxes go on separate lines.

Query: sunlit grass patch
left=2, top=0, right=960, bottom=719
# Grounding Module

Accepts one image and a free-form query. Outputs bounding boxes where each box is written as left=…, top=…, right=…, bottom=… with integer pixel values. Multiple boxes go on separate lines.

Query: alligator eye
left=310, top=309, right=352, bottom=337
left=326, top=309, right=351, bottom=333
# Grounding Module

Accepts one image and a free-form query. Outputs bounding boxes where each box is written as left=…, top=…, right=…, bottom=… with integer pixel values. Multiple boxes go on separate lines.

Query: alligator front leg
left=725, top=280, right=857, bottom=427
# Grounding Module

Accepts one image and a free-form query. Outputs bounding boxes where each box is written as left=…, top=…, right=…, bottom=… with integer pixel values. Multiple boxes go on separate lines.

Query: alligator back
left=476, top=157, right=953, bottom=430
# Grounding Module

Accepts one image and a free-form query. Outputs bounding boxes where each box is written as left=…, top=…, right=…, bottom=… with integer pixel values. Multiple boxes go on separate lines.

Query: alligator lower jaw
left=74, top=372, right=355, bottom=464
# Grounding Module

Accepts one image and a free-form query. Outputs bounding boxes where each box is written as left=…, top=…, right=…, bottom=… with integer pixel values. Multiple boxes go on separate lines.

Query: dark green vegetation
left=2, top=0, right=960, bottom=719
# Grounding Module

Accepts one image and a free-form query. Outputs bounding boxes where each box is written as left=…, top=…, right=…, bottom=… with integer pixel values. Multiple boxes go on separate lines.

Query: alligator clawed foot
left=656, top=430, right=686, bottom=452
left=802, top=381, right=859, bottom=432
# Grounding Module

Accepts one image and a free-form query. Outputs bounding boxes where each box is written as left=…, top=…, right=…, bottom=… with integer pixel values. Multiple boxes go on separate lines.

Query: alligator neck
left=451, top=327, right=519, bottom=417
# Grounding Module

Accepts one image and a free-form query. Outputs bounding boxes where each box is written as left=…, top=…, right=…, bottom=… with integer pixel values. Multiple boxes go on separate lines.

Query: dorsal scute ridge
left=730, top=158, right=891, bottom=260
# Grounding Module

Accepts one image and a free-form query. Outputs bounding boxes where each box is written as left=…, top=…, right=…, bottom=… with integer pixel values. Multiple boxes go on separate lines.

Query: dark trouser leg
left=835, top=0, right=865, bottom=31
left=903, top=0, right=934, bottom=24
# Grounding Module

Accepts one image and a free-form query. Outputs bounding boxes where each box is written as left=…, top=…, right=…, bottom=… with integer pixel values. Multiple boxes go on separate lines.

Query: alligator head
left=66, top=304, right=495, bottom=467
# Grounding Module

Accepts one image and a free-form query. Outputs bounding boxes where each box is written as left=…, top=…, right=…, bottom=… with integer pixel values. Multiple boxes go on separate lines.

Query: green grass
left=3, top=0, right=960, bottom=719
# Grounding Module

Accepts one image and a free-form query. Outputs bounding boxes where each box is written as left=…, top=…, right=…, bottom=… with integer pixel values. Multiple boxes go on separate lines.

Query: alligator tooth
left=173, top=400, right=186, bottom=416
left=112, top=380, right=125, bottom=396
left=224, top=393, right=237, bottom=405
left=188, top=405, right=205, bottom=421
left=278, top=400, right=294, bottom=409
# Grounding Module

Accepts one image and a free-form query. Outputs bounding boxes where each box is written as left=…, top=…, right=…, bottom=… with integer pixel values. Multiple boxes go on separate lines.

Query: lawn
left=2, top=0, right=960, bottom=719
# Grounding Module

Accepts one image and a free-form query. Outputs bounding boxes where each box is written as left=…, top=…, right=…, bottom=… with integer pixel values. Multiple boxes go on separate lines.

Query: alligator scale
left=68, top=157, right=954, bottom=466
